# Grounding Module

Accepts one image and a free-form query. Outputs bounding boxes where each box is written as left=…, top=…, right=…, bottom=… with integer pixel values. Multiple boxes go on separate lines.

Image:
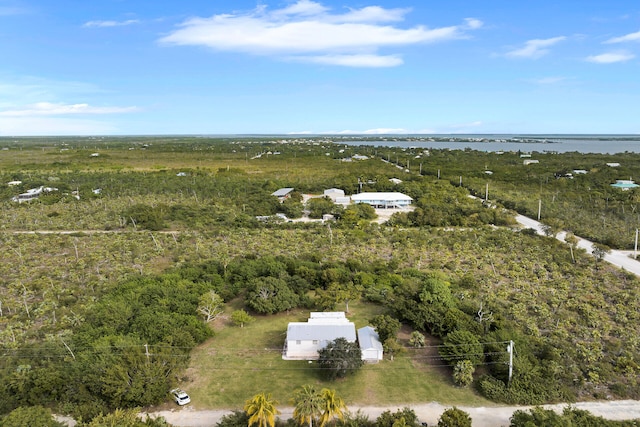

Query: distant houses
left=273, top=187, right=412, bottom=210
left=282, top=312, right=383, bottom=363
left=11, top=186, right=58, bottom=203
left=611, top=180, right=639, bottom=190
left=351, top=192, right=413, bottom=209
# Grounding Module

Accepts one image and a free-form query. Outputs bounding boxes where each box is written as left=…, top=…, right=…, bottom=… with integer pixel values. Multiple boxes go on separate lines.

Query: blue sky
left=1, top=0, right=639, bottom=135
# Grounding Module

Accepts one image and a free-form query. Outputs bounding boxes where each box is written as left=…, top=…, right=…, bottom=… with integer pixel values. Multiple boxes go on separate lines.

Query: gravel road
left=149, top=400, right=640, bottom=427
left=515, top=214, right=640, bottom=276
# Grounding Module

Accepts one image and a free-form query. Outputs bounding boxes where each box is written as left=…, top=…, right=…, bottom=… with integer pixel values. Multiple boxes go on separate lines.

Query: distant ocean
left=337, top=135, right=640, bottom=154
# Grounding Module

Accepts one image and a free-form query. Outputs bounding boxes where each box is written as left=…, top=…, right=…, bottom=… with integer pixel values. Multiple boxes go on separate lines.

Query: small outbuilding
left=323, top=188, right=345, bottom=201
left=358, top=326, right=383, bottom=363
left=272, top=188, right=294, bottom=202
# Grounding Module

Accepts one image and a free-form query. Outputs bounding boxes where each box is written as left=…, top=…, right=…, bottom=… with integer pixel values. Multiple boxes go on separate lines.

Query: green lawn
left=182, top=301, right=492, bottom=410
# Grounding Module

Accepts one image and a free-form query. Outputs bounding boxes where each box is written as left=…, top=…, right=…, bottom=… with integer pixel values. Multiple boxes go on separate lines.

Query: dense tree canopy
left=317, top=338, right=364, bottom=381
left=3, top=137, right=640, bottom=420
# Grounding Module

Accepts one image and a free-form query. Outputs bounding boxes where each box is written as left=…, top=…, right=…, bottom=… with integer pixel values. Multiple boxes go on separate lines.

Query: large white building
left=351, top=192, right=413, bottom=208
left=283, top=312, right=356, bottom=360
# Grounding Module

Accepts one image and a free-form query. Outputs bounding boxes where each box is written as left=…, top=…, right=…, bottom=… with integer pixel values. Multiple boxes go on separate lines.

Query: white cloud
left=301, top=54, right=403, bottom=67
left=464, top=18, right=483, bottom=30
left=586, top=51, right=635, bottom=63
left=605, top=30, right=640, bottom=44
left=83, top=19, right=139, bottom=28
left=0, top=117, right=118, bottom=136
left=0, top=102, right=139, bottom=117
left=332, top=6, right=409, bottom=23
left=159, top=1, right=482, bottom=67
left=506, top=36, right=566, bottom=59
left=529, top=76, right=567, bottom=85
left=271, top=0, right=329, bottom=17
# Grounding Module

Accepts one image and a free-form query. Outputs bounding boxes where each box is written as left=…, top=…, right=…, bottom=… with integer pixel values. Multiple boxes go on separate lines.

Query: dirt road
left=515, top=214, right=640, bottom=276
left=149, top=400, right=640, bottom=427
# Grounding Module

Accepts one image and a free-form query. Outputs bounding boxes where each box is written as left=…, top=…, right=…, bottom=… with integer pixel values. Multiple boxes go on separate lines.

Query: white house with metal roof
left=358, top=326, right=383, bottom=363
left=351, top=192, right=413, bottom=208
left=283, top=312, right=356, bottom=360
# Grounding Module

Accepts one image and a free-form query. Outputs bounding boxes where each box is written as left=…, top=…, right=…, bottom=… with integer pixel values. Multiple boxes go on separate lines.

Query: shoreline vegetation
left=1, top=136, right=640, bottom=425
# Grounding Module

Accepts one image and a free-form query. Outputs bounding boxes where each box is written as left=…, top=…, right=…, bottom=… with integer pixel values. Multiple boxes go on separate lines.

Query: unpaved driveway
left=149, top=400, right=640, bottom=427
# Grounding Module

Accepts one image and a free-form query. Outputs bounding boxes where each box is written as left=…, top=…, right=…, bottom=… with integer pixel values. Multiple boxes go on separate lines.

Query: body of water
left=337, top=135, right=640, bottom=154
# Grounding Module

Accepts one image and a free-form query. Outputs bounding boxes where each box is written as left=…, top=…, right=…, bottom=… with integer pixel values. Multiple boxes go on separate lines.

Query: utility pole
left=419, top=162, right=422, bottom=175
left=507, top=340, right=514, bottom=386
left=485, top=183, right=489, bottom=202
left=144, top=344, right=150, bottom=362
left=459, top=176, right=462, bottom=186
left=635, top=229, right=638, bottom=259
left=437, top=169, right=440, bottom=179
left=537, top=199, right=542, bottom=221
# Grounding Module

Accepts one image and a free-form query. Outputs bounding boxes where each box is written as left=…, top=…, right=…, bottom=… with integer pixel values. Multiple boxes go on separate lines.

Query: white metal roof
left=272, top=188, right=294, bottom=197
left=357, top=326, right=383, bottom=351
left=287, top=322, right=356, bottom=342
left=351, top=192, right=413, bottom=202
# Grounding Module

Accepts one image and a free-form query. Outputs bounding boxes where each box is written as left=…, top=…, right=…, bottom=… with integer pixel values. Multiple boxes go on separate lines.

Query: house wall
left=285, top=339, right=324, bottom=360
left=361, top=348, right=383, bottom=362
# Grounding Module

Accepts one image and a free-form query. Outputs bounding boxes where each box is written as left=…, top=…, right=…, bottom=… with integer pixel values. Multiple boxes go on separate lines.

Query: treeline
left=0, top=274, right=213, bottom=420
left=3, top=226, right=640, bottom=421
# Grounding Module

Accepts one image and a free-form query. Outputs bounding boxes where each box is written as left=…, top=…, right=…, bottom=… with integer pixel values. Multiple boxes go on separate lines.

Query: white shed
left=324, top=188, right=345, bottom=201
left=358, top=326, right=383, bottom=363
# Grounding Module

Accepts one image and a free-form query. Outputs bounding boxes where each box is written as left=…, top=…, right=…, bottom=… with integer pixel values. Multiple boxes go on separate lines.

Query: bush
left=439, top=330, right=483, bottom=366
left=437, top=407, right=471, bottom=427
left=453, top=360, right=474, bottom=387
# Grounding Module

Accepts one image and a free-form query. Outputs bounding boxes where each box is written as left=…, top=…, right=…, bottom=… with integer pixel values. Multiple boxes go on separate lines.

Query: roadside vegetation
left=1, top=136, right=640, bottom=424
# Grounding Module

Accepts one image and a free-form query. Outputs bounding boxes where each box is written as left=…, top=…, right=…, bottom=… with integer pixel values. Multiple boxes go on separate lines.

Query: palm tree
left=292, top=385, right=322, bottom=427
left=318, top=388, right=346, bottom=427
left=244, top=392, right=280, bottom=427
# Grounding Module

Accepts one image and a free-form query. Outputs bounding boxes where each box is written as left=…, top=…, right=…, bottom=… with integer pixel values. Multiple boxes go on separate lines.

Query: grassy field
left=182, top=300, right=492, bottom=410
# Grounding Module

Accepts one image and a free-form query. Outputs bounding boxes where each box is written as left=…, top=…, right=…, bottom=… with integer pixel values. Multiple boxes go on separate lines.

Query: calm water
left=338, top=135, right=640, bottom=154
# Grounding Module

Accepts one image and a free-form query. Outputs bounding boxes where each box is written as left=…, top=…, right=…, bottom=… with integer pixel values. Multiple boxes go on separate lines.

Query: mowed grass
left=182, top=301, right=492, bottom=409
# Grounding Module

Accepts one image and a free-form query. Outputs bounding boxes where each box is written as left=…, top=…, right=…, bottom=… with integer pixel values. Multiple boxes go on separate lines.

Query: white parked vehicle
left=170, top=388, right=191, bottom=405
